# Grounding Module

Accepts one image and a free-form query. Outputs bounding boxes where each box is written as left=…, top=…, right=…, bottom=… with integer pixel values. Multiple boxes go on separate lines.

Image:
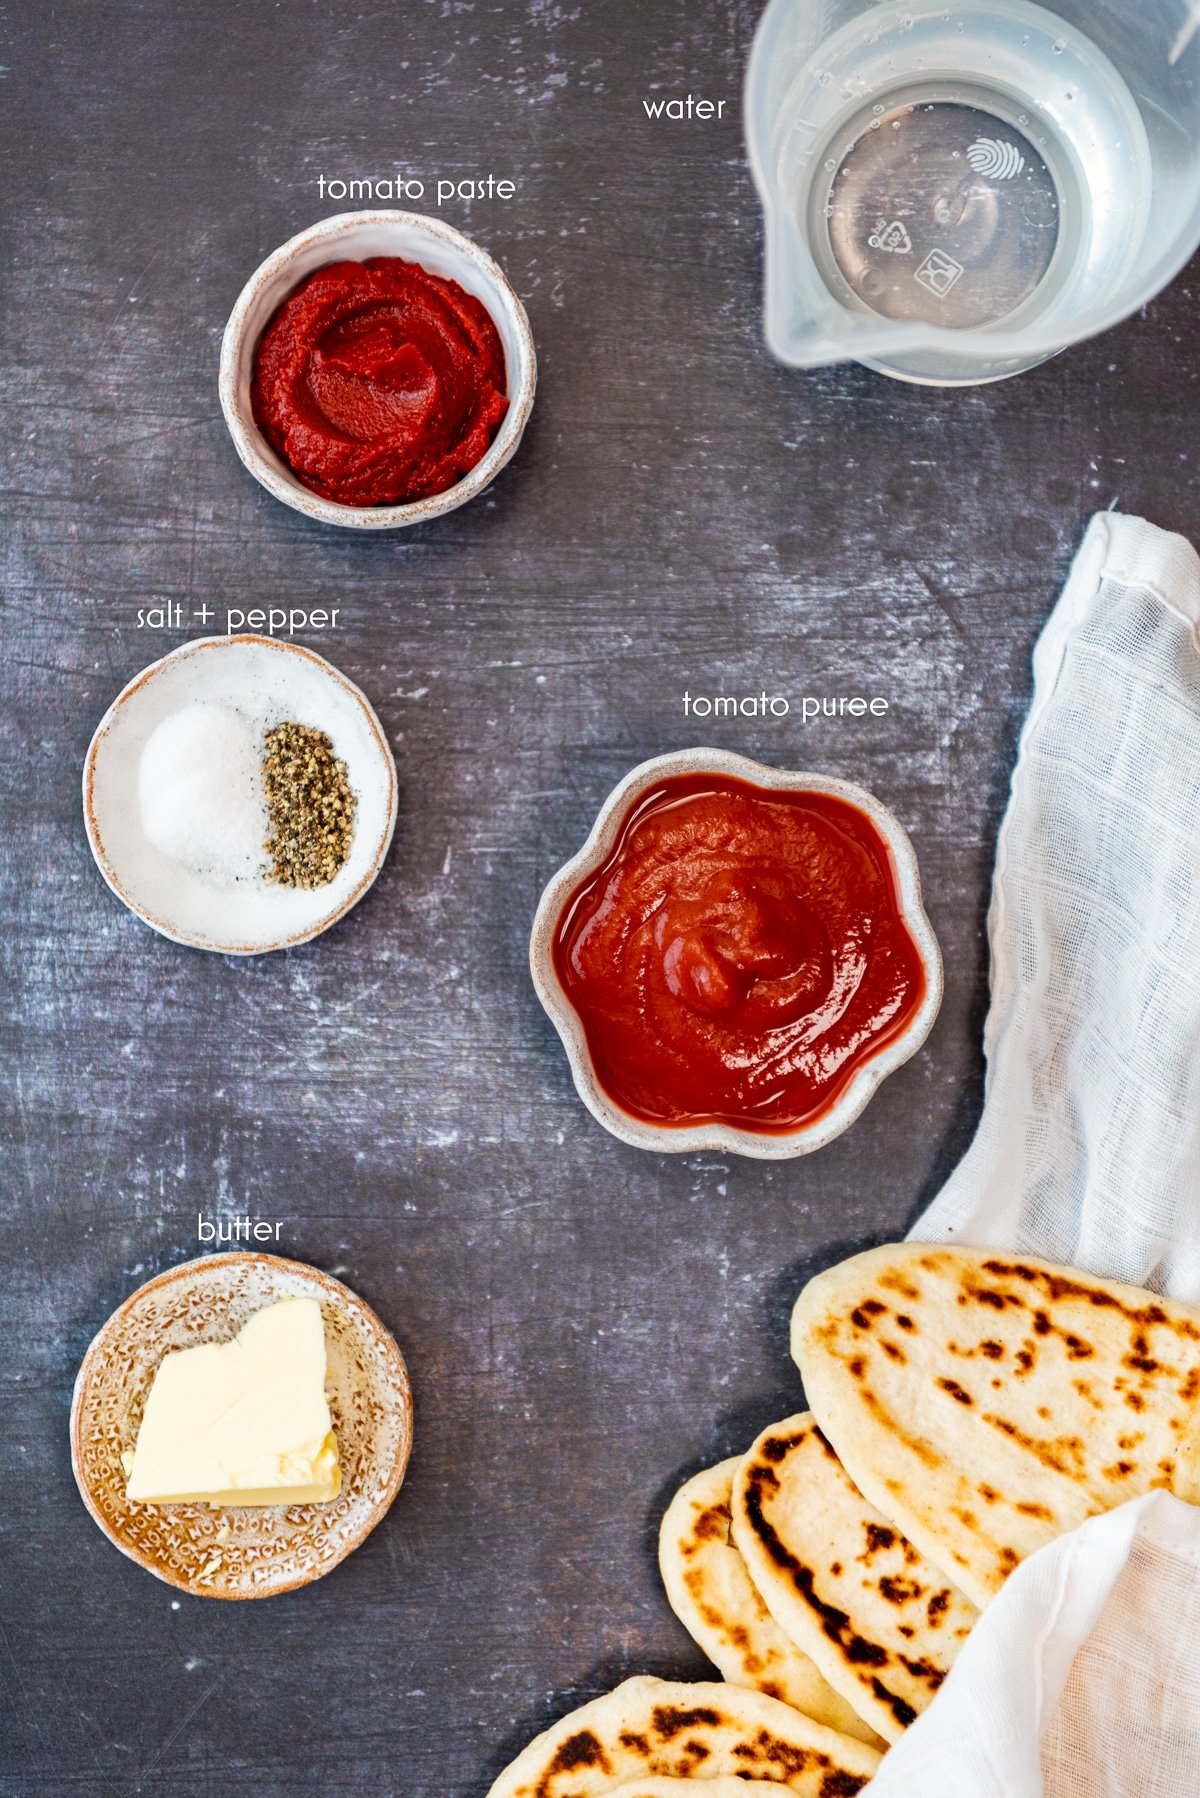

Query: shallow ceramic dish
left=530, top=747, right=943, bottom=1160
left=70, top=1252, right=414, bottom=1600
left=83, top=634, right=397, bottom=954
left=219, top=209, right=536, bottom=529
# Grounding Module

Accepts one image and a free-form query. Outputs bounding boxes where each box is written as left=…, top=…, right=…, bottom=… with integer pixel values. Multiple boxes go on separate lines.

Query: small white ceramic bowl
left=530, top=748, right=943, bottom=1159
left=84, top=634, right=398, bottom=954
left=219, top=210, right=536, bottom=529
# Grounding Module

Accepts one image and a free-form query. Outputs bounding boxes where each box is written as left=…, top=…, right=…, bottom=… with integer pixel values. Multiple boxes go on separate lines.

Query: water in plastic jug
left=746, top=0, right=1200, bottom=382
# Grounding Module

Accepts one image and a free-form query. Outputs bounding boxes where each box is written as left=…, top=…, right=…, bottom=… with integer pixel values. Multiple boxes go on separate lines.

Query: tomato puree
left=251, top=257, right=509, bottom=507
left=552, top=771, right=927, bottom=1134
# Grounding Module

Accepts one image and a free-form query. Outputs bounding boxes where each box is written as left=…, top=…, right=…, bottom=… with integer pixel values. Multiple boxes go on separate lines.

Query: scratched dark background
left=3, top=0, right=1200, bottom=1791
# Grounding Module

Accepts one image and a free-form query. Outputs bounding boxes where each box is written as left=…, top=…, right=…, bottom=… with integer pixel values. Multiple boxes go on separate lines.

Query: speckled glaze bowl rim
left=529, top=747, right=944, bottom=1160
left=82, top=633, right=398, bottom=955
left=218, top=209, right=537, bottom=529
left=69, top=1251, right=415, bottom=1600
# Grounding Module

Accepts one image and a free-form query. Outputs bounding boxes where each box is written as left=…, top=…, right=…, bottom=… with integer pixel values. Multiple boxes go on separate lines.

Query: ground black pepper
left=262, top=721, right=356, bottom=888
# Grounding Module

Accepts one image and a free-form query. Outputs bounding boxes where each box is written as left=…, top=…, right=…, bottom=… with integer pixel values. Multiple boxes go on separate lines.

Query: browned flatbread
left=658, top=1458, right=884, bottom=1745
left=793, top=1243, right=1200, bottom=1606
left=606, top=1783, right=799, bottom=1797
left=732, top=1413, right=977, bottom=1743
left=485, top=1675, right=882, bottom=1797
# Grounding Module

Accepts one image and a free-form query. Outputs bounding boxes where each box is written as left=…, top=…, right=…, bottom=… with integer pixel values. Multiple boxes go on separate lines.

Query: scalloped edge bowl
left=529, top=747, right=943, bottom=1159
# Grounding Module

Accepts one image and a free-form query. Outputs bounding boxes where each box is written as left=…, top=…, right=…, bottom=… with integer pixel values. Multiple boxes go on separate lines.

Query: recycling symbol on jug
left=868, top=219, right=912, bottom=254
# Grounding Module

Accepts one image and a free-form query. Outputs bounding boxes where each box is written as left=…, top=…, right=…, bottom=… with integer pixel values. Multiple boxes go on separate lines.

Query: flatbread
left=731, top=1413, right=976, bottom=1743
left=607, top=1783, right=796, bottom=1797
left=658, top=1458, right=884, bottom=1747
left=485, top=1675, right=882, bottom=1798
left=793, top=1243, right=1200, bottom=1606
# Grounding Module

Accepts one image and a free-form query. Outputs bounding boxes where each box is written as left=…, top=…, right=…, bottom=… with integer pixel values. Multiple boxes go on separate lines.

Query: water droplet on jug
left=1051, top=36, right=1067, bottom=53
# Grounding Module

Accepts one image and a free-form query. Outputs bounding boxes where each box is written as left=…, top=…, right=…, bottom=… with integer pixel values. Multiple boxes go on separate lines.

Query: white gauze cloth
left=869, top=513, right=1200, bottom=1796
left=869, top=1491, right=1200, bottom=1797
left=917, top=510, right=1200, bottom=1288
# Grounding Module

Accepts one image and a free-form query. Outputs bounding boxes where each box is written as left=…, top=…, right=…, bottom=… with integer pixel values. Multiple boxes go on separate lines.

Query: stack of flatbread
left=487, top=1244, right=1200, bottom=1795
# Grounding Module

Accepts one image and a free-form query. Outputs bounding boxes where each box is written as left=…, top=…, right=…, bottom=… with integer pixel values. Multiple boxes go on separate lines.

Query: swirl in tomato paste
left=251, top=257, right=509, bottom=507
left=552, top=772, right=927, bottom=1133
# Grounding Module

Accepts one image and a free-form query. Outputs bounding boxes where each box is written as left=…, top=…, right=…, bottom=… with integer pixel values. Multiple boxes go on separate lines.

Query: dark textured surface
left=3, top=1, right=1200, bottom=1793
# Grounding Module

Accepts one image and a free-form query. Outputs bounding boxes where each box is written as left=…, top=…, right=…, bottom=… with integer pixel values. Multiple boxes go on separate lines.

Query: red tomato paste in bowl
left=251, top=257, right=509, bottom=508
left=551, top=771, right=928, bottom=1135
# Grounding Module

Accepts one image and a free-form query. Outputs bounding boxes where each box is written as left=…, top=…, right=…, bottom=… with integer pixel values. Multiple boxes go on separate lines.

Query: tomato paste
left=552, top=771, right=927, bottom=1134
left=251, top=257, right=509, bottom=507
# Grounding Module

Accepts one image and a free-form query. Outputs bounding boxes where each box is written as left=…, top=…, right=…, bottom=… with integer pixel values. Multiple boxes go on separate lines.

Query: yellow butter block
left=125, top=1296, right=341, bottom=1507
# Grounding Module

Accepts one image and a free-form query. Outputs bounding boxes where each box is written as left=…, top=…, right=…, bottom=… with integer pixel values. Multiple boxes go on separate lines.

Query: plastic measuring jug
left=746, top=0, right=1200, bottom=383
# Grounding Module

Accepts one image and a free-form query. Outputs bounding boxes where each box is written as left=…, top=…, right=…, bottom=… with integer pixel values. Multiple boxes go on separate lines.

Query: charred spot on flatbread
left=541, top=1728, right=611, bottom=1787
left=820, top=1777, right=870, bottom=1797
left=650, top=1705, right=720, bottom=1741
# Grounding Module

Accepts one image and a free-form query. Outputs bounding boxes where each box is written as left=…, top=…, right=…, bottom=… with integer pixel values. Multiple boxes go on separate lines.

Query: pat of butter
left=125, top=1297, right=341, bottom=1507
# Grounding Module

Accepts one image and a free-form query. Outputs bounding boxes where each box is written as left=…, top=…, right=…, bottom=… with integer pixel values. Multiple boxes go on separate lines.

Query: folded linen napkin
left=871, top=513, right=1200, bottom=1796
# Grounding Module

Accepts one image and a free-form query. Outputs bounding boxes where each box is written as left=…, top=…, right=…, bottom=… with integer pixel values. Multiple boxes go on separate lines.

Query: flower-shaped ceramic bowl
left=219, top=210, right=536, bottom=529
left=83, top=634, right=397, bottom=954
left=530, top=748, right=943, bottom=1159
left=70, top=1252, right=414, bottom=1600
